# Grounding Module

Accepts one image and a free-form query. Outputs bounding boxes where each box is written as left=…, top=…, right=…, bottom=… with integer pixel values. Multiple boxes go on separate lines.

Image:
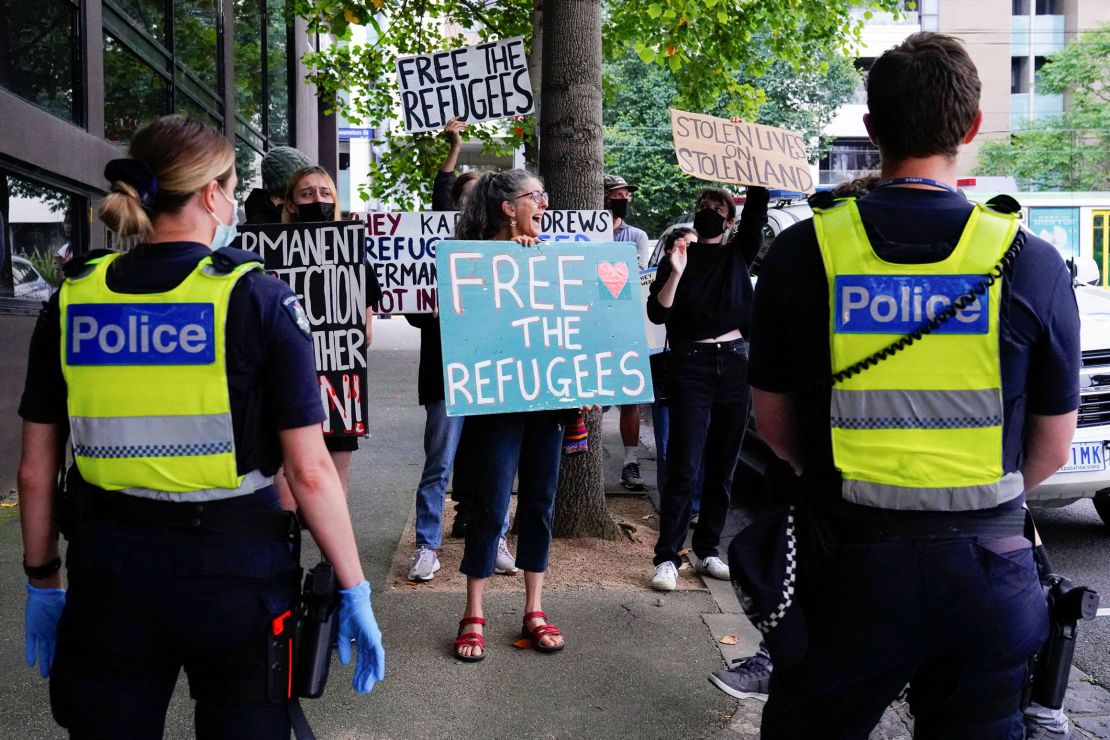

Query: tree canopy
left=976, top=23, right=1110, bottom=191
left=293, top=0, right=905, bottom=209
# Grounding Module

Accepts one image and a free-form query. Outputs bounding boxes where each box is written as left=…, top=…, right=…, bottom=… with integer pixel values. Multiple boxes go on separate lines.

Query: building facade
left=820, top=0, right=1110, bottom=184
left=0, top=0, right=334, bottom=490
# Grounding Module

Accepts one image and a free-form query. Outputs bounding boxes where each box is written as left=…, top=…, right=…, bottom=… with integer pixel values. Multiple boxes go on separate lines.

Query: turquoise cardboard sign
left=437, top=240, right=655, bottom=416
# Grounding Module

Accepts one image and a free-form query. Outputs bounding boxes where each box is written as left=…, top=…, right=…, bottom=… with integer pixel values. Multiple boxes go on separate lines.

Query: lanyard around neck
left=874, top=176, right=958, bottom=194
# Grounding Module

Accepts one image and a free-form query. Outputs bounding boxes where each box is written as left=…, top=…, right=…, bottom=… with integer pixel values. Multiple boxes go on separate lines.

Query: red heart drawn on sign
left=597, top=260, right=628, bottom=299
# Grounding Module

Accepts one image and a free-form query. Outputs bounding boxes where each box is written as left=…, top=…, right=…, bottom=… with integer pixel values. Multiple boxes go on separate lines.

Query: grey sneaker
left=696, top=555, right=730, bottom=580
left=651, top=561, right=678, bottom=591
left=407, top=546, right=441, bottom=582
left=494, top=538, right=518, bottom=575
left=708, top=653, right=773, bottom=700
left=621, top=462, right=647, bottom=491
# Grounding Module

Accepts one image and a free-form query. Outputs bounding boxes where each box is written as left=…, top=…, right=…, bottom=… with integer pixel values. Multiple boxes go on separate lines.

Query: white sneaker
left=696, top=556, right=730, bottom=581
left=494, top=537, right=518, bottom=575
left=652, top=561, right=678, bottom=591
left=407, top=546, right=441, bottom=581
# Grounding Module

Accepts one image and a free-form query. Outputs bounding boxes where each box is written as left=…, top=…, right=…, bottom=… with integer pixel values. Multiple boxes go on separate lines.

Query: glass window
left=235, top=0, right=266, bottom=135
left=267, top=0, right=292, bottom=145
left=174, top=0, right=219, bottom=96
left=1012, top=57, right=1030, bottom=94
left=0, top=169, right=86, bottom=299
left=0, top=0, right=81, bottom=124
left=104, top=33, right=171, bottom=142
left=819, top=139, right=881, bottom=185
left=112, top=0, right=169, bottom=45
left=1035, top=0, right=1062, bottom=15
left=1013, top=0, right=1030, bottom=15
left=235, top=137, right=264, bottom=200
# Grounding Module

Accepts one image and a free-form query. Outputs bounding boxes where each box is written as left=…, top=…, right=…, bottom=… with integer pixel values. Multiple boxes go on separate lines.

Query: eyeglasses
left=514, top=190, right=549, bottom=205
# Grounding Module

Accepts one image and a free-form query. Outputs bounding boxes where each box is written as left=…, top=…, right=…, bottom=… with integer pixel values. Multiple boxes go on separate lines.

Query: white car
left=12, top=254, right=53, bottom=302
left=649, top=197, right=1110, bottom=527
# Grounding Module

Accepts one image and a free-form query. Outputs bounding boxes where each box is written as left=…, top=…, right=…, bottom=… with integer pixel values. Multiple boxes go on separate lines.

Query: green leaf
left=647, top=4, right=662, bottom=19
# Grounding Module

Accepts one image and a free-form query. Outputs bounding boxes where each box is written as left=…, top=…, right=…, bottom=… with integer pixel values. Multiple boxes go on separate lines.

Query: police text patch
left=833, top=274, right=988, bottom=335
left=66, top=303, right=216, bottom=365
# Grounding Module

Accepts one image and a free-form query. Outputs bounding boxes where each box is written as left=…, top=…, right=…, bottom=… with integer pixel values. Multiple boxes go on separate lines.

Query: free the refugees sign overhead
left=396, top=36, right=535, bottom=133
left=233, top=222, right=369, bottom=437
left=365, top=210, right=613, bottom=314
left=670, top=109, right=814, bottom=194
left=437, top=240, right=654, bottom=415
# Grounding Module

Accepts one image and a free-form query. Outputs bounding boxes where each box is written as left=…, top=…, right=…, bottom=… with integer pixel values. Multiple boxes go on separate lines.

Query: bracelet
left=23, top=555, right=62, bottom=580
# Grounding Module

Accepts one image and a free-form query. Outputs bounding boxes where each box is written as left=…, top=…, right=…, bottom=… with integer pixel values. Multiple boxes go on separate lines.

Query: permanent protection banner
left=670, top=109, right=814, bottom=194
left=365, top=210, right=614, bottom=314
left=396, top=37, right=535, bottom=133
left=234, top=221, right=369, bottom=437
left=437, top=240, right=654, bottom=416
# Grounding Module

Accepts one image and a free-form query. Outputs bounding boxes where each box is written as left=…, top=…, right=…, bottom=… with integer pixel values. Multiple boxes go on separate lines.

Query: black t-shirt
left=647, top=187, right=768, bottom=342
left=18, top=242, right=326, bottom=478
left=748, top=187, right=1081, bottom=512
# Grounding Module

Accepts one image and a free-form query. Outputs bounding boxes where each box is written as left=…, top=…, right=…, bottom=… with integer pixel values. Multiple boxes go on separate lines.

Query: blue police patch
left=66, top=303, right=215, bottom=365
left=833, top=274, right=988, bottom=335
left=283, top=295, right=312, bottom=338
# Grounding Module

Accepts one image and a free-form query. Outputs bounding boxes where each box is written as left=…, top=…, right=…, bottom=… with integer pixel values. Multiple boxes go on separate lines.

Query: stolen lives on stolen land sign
left=396, top=36, right=534, bottom=133
left=436, top=240, right=654, bottom=416
left=234, top=222, right=369, bottom=436
left=670, top=109, right=814, bottom=194
left=365, top=209, right=613, bottom=314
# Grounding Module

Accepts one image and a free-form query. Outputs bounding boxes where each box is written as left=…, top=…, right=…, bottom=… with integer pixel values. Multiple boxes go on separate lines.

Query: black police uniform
left=748, top=188, right=1081, bottom=739
left=19, top=243, right=326, bottom=739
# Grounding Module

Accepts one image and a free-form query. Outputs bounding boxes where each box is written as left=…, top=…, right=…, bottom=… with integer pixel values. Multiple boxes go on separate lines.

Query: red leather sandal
left=454, top=617, right=486, bottom=662
left=521, top=611, right=565, bottom=653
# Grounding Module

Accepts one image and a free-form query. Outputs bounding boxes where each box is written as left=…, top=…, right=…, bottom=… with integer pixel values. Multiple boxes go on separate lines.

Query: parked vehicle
left=12, top=254, right=53, bottom=302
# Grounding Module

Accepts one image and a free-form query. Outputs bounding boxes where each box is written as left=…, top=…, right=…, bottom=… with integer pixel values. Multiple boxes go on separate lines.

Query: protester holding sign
left=17, top=115, right=383, bottom=738
left=450, top=169, right=571, bottom=661
left=646, top=185, right=769, bottom=591
left=403, top=120, right=516, bottom=582
left=276, top=166, right=383, bottom=507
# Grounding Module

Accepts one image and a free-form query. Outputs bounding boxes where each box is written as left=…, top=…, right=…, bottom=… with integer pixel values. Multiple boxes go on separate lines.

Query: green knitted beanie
left=261, top=146, right=312, bottom=196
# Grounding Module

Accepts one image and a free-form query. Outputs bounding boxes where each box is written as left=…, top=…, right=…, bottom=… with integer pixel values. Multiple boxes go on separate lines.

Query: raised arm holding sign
left=670, top=109, right=814, bottom=193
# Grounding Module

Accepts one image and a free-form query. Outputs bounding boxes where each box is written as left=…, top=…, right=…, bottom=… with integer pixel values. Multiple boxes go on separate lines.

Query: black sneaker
left=708, top=653, right=772, bottom=701
left=621, top=462, right=647, bottom=491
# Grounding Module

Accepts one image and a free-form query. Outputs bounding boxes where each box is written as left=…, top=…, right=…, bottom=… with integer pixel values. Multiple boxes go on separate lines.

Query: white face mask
left=208, top=185, right=239, bottom=250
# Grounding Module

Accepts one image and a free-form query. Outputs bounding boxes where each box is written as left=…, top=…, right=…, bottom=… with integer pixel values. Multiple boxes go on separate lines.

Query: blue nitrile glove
left=336, top=581, right=385, bottom=694
left=25, top=583, right=66, bottom=679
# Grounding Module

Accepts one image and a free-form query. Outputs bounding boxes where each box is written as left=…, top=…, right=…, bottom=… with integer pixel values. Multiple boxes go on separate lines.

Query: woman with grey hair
left=451, top=169, right=570, bottom=662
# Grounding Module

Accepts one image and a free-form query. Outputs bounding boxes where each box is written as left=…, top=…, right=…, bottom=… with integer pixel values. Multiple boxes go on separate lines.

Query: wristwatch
left=23, top=555, right=62, bottom=580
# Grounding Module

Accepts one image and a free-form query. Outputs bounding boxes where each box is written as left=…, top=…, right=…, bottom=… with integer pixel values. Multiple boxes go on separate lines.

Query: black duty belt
left=824, top=507, right=1027, bottom=543
left=87, top=491, right=298, bottom=542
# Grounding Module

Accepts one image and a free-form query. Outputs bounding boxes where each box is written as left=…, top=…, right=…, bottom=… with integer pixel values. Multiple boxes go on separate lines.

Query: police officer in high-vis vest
left=18, top=115, right=384, bottom=739
left=747, top=34, right=1080, bottom=739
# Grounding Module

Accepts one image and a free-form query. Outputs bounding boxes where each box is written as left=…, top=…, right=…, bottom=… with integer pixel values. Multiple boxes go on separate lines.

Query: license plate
left=1059, top=442, right=1107, bottom=473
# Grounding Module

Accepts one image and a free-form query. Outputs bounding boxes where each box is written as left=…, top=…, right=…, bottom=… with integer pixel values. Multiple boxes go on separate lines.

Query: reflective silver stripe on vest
left=121, top=469, right=275, bottom=502
left=831, top=388, right=1002, bottom=430
left=842, top=471, right=1025, bottom=511
left=71, top=413, right=234, bottom=458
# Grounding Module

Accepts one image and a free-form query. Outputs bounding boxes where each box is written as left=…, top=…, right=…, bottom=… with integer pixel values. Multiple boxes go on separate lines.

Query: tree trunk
left=552, top=410, right=621, bottom=540
left=539, top=0, right=619, bottom=540
left=523, top=0, right=542, bottom=169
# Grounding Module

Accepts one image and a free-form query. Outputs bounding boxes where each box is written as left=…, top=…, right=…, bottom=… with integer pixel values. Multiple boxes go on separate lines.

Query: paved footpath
left=1, top=318, right=1107, bottom=738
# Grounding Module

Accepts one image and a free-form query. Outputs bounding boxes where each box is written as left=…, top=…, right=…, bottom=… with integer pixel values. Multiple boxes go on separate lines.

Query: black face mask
left=693, top=208, right=726, bottom=239
left=295, top=202, right=335, bottom=223
left=607, top=198, right=629, bottom=219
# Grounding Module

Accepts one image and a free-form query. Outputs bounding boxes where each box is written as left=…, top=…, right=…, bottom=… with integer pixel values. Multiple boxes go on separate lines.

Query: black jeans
left=653, top=339, right=750, bottom=566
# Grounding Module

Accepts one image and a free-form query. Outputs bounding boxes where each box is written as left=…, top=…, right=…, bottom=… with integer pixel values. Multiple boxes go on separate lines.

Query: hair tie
left=104, top=158, right=158, bottom=210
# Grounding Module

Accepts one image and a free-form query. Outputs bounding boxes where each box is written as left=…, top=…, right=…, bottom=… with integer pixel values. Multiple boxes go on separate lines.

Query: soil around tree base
left=388, top=495, right=707, bottom=593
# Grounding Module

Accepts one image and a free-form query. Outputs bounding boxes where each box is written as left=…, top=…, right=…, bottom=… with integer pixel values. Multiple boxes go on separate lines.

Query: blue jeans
left=460, top=411, right=563, bottom=578
left=762, top=538, right=1048, bottom=740
left=414, top=402, right=464, bottom=549
left=654, top=340, right=749, bottom=566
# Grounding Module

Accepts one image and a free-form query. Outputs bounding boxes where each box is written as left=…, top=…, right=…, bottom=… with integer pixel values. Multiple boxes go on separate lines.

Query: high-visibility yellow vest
left=59, top=252, right=265, bottom=500
left=813, top=199, right=1022, bottom=511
